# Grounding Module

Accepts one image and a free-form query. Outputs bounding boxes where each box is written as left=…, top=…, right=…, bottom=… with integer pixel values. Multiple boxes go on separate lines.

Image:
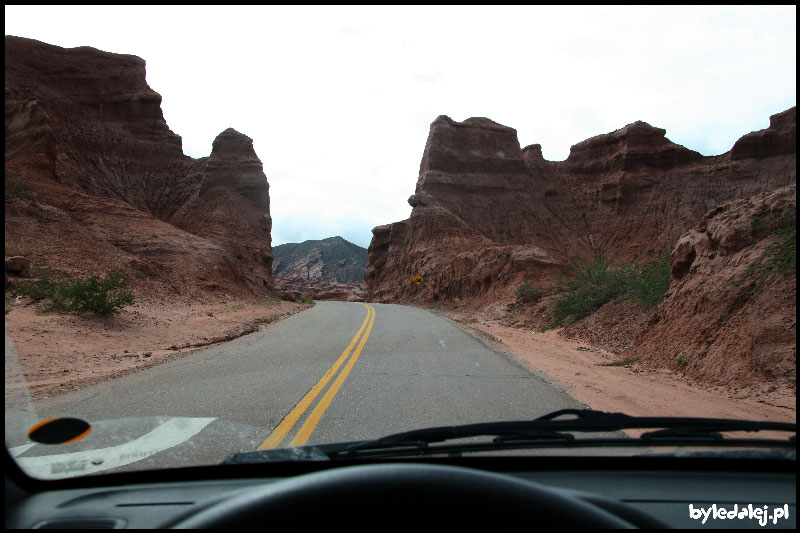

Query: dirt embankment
left=5, top=298, right=311, bottom=401
left=435, top=308, right=795, bottom=426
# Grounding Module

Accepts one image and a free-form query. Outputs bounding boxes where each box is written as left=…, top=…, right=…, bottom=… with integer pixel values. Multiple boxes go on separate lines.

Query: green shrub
left=52, top=272, right=134, bottom=315
left=299, top=295, right=314, bottom=304
left=15, top=266, right=62, bottom=300
left=628, top=255, right=671, bottom=308
left=17, top=269, right=135, bottom=316
left=740, top=212, right=796, bottom=293
left=542, top=255, right=671, bottom=329
left=543, top=257, right=633, bottom=329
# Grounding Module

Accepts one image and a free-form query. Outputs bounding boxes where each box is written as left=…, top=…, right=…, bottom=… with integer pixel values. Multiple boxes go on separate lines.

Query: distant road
left=11, top=302, right=589, bottom=477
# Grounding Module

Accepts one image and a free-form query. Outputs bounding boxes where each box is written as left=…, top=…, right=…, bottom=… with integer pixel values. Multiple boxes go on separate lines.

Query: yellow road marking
left=291, top=303, right=376, bottom=446
left=257, top=303, right=373, bottom=450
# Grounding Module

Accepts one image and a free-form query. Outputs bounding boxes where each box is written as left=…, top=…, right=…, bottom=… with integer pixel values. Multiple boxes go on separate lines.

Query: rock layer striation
left=366, top=108, right=796, bottom=304
left=5, top=36, right=273, bottom=297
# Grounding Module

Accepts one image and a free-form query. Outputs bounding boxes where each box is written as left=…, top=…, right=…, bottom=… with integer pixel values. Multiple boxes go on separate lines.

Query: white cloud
left=5, top=5, right=796, bottom=246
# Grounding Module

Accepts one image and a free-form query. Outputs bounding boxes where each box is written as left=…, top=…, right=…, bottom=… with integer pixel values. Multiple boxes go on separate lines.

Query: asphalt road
left=7, top=301, right=593, bottom=478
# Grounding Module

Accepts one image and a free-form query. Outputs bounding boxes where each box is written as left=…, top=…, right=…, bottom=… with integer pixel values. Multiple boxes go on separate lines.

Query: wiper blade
left=336, top=409, right=796, bottom=458
left=342, top=423, right=575, bottom=454
left=222, top=409, right=795, bottom=464
left=530, top=409, right=795, bottom=434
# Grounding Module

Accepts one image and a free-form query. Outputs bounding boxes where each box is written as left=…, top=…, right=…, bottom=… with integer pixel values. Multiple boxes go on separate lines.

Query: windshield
left=4, top=5, right=796, bottom=480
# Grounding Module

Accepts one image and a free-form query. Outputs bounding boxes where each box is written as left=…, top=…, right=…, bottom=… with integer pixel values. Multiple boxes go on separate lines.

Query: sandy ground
left=437, top=312, right=795, bottom=436
left=5, top=297, right=311, bottom=402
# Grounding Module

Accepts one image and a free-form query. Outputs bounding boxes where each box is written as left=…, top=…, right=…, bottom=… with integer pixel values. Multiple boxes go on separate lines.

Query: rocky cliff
left=5, top=36, right=273, bottom=299
left=627, top=184, right=796, bottom=389
left=273, top=236, right=367, bottom=283
left=366, top=108, right=796, bottom=305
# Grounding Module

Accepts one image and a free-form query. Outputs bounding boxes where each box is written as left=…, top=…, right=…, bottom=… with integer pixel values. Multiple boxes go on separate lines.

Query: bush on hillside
left=541, top=255, right=671, bottom=330
left=17, top=269, right=135, bottom=315
left=628, top=255, right=671, bottom=308
left=740, top=212, right=796, bottom=293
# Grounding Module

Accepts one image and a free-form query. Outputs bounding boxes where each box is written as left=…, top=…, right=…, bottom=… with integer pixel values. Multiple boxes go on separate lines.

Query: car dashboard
left=5, top=454, right=796, bottom=529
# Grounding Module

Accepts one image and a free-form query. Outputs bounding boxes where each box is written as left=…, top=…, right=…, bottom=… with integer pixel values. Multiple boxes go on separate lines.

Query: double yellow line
left=258, top=303, right=376, bottom=449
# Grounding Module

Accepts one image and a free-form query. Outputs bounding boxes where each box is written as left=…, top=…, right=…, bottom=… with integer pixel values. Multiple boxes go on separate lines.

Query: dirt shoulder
left=437, top=310, right=795, bottom=428
left=5, top=298, right=312, bottom=401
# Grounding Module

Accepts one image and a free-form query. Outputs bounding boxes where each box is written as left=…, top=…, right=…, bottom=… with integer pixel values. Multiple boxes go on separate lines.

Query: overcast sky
left=5, top=5, right=796, bottom=248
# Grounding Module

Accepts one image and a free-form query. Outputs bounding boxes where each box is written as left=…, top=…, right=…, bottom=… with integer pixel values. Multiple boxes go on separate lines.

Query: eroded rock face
left=731, top=107, right=797, bottom=160
left=5, top=36, right=273, bottom=296
left=5, top=257, right=32, bottom=277
left=275, top=277, right=367, bottom=302
left=169, top=128, right=274, bottom=283
left=561, top=111, right=796, bottom=261
left=366, top=116, right=573, bottom=304
left=625, top=184, right=796, bottom=389
left=367, top=108, right=796, bottom=304
left=5, top=36, right=191, bottom=216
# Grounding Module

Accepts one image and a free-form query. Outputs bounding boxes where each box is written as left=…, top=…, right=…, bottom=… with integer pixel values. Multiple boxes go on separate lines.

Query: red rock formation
left=4, top=36, right=192, bottom=215
left=367, top=116, right=569, bottom=304
left=274, top=277, right=366, bottom=302
left=561, top=109, right=796, bottom=261
left=625, top=184, right=796, bottom=389
left=366, top=108, right=796, bottom=305
left=5, top=36, right=273, bottom=297
left=169, top=128, right=273, bottom=286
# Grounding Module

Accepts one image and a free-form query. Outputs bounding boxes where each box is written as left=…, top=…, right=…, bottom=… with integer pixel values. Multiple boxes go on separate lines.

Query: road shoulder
left=435, top=310, right=795, bottom=426
left=5, top=298, right=313, bottom=401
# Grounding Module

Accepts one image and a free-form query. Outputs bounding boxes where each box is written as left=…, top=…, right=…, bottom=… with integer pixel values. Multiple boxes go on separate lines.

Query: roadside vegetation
left=675, top=353, right=690, bottom=369
left=739, top=211, right=796, bottom=293
left=15, top=266, right=135, bottom=316
left=523, top=254, right=671, bottom=331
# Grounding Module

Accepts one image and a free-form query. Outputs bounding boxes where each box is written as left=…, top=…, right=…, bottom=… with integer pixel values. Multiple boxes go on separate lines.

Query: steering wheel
left=171, top=463, right=652, bottom=528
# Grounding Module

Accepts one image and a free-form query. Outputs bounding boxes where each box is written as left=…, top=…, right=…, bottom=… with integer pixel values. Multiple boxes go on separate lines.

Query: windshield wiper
left=331, top=409, right=796, bottom=459
left=222, top=409, right=795, bottom=464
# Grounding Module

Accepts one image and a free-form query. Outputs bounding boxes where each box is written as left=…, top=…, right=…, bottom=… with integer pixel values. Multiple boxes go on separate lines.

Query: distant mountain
left=272, top=236, right=367, bottom=283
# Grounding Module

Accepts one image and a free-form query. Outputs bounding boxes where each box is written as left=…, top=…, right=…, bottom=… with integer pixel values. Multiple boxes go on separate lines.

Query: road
left=7, top=301, right=593, bottom=478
